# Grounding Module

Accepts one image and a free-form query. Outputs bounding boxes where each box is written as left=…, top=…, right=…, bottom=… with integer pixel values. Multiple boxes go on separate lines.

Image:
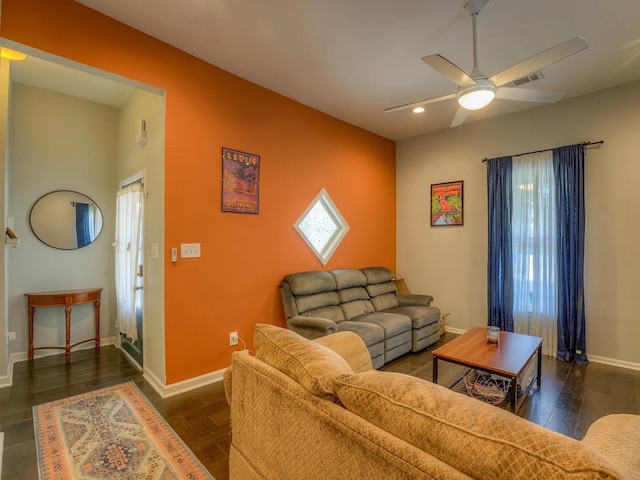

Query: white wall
left=397, top=80, right=640, bottom=366
left=116, top=89, right=165, bottom=384
left=7, top=83, right=117, bottom=357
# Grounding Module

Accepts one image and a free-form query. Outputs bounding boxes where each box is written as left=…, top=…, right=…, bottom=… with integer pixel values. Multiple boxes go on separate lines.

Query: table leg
left=28, top=305, right=34, bottom=362
left=433, top=356, right=439, bottom=385
left=509, top=376, right=518, bottom=413
left=65, top=304, right=71, bottom=364
left=95, top=299, right=101, bottom=349
left=536, top=344, right=542, bottom=389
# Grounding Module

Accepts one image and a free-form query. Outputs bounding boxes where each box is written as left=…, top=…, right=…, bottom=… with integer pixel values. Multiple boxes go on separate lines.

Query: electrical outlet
left=229, top=331, right=239, bottom=346
left=7, top=331, right=16, bottom=341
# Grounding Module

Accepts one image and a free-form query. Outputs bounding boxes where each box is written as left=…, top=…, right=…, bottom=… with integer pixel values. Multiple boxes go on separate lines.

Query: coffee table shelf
left=449, top=367, right=539, bottom=412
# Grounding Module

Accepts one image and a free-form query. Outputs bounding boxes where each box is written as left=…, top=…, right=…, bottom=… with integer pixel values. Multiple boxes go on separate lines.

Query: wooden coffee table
left=432, top=326, right=542, bottom=412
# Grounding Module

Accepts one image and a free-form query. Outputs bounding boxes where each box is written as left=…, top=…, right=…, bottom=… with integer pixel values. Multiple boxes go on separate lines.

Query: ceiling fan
left=385, top=0, right=589, bottom=127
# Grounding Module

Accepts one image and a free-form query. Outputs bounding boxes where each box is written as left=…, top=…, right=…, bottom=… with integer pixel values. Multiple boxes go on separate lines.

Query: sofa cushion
left=337, top=286, right=370, bottom=303
left=285, top=271, right=336, bottom=296
left=361, top=266, right=394, bottom=284
left=331, top=268, right=367, bottom=289
left=370, top=292, right=399, bottom=311
left=342, top=299, right=376, bottom=320
left=335, top=370, right=620, bottom=480
left=366, top=281, right=397, bottom=297
left=384, top=305, right=440, bottom=329
left=295, top=291, right=341, bottom=315
left=254, top=324, right=353, bottom=400
left=353, top=312, right=411, bottom=338
left=301, top=305, right=346, bottom=322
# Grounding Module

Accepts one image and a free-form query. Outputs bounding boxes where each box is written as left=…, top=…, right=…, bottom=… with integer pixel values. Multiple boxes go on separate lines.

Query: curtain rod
left=482, top=140, right=604, bottom=163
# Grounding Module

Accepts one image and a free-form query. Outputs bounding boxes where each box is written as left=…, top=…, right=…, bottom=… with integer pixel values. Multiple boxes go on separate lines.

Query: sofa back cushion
left=335, top=370, right=620, bottom=480
left=254, top=324, right=353, bottom=400
left=335, top=286, right=374, bottom=320
left=361, top=267, right=399, bottom=311
left=366, top=282, right=399, bottom=311
left=331, top=268, right=367, bottom=289
left=285, top=271, right=336, bottom=296
left=341, top=299, right=376, bottom=320
left=314, top=331, right=373, bottom=373
left=295, top=291, right=341, bottom=315
left=361, top=266, right=394, bottom=284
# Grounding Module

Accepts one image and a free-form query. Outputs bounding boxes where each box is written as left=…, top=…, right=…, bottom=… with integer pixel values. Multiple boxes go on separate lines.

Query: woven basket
left=463, top=370, right=509, bottom=405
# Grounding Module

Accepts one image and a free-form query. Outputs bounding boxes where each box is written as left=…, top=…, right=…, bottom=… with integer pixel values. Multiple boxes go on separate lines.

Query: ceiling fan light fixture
left=457, top=81, right=495, bottom=110
left=412, top=106, right=425, bottom=113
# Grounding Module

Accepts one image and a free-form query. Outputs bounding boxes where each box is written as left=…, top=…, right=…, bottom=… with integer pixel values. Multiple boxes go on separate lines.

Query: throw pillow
left=254, top=324, right=353, bottom=400
left=314, top=331, right=373, bottom=374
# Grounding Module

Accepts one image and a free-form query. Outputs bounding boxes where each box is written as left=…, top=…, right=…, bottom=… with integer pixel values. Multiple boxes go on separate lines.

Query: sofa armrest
left=581, top=414, right=640, bottom=479
left=287, top=316, right=338, bottom=339
left=397, top=294, right=433, bottom=307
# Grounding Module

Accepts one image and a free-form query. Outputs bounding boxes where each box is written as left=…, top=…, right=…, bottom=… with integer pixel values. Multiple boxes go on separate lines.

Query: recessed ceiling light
left=412, top=106, right=425, bottom=114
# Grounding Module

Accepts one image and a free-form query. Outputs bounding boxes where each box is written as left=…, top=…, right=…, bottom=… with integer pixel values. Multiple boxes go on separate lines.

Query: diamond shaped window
left=295, top=188, right=349, bottom=266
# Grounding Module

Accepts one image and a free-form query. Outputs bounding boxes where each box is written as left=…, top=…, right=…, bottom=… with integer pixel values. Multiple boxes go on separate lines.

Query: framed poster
left=222, top=147, right=260, bottom=214
left=431, top=180, right=463, bottom=226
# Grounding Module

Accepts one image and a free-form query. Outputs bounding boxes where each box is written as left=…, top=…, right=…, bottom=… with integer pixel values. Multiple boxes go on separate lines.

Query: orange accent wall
left=1, top=0, right=396, bottom=384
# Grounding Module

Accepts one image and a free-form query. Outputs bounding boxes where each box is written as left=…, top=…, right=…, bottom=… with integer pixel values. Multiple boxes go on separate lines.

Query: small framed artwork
left=222, top=147, right=260, bottom=214
left=431, top=180, right=463, bottom=226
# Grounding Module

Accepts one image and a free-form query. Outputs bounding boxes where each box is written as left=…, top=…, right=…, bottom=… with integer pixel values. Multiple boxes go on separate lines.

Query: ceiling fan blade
left=422, top=54, right=476, bottom=88
left=384, top=93, right=456, bottom=113
left=495, top=87, right=565, bottom=103
left=450, top=107, right=470, bottom=127
left=489, top=37, right=589, bottom=87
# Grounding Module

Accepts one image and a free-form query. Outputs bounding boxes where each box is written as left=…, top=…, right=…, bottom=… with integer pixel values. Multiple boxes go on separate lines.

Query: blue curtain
left=554, top=144, right=587, bottom=363
left=486, top=156, right=514, bottom=332
left=75, top=202, right=92, bottom=248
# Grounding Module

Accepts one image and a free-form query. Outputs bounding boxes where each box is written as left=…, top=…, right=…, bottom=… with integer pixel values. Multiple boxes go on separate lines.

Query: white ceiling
left=10, top=55, right=135, bottom=108
left=25, top=0, right=640, bottom=139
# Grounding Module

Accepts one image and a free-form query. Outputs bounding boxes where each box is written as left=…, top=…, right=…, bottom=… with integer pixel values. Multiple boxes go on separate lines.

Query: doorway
left=115, top=175, right=145, bottom=368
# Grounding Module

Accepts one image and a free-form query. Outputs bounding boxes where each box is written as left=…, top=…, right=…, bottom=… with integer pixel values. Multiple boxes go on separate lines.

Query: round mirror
left=29, top=190, right=104, bottom=250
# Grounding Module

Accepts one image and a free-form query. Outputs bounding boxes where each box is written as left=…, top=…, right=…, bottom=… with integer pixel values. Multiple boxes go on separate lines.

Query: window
left=511, top=151, right=557, bottom=337
left=294, top=188, right=349, bottom=265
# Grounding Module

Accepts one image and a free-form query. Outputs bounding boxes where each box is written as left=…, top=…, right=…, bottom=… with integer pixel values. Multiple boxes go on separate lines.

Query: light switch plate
left=181, top=243, right=201, bottom=258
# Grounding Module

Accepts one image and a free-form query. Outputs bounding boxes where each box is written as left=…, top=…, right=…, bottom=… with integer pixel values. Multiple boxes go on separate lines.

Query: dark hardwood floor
left=2, top=332, right=639, bottom=479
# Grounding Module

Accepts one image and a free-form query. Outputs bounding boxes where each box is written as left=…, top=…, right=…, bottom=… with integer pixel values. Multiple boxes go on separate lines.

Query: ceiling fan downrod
left=465, top=0, right=489, bottom=78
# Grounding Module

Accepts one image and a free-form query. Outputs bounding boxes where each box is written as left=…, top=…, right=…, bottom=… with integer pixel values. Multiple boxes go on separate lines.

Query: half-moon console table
left=25, top=288, right=103, bottom=363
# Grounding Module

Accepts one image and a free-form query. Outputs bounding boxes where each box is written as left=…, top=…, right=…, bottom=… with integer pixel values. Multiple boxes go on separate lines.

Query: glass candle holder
left=487, top=326, right=500, bottom=347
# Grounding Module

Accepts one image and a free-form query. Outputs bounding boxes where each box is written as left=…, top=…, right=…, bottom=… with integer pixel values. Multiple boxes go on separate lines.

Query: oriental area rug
left=33, top=381, right=214, bottom=479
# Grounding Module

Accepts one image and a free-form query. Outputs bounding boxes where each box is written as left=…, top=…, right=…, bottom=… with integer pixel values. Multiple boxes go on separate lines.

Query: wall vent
left=507, top=71, right=543, bottom=87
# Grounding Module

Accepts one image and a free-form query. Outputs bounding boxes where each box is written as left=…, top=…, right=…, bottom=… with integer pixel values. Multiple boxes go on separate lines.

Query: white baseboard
left=0, top=360, right=13, bottom=389
left=444, top=326, right=466, bottom=335
left=0, top=432, right=4, bottom=478
left=588, top=354, right=640, bottom=371
left=146, top=366, right=226, bottom=399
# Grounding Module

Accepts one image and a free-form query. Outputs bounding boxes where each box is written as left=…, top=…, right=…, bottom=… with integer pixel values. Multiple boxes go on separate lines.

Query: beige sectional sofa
left=280, top=266, right=441, bottom=368
left=224, top=324, right=640, bottom=480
